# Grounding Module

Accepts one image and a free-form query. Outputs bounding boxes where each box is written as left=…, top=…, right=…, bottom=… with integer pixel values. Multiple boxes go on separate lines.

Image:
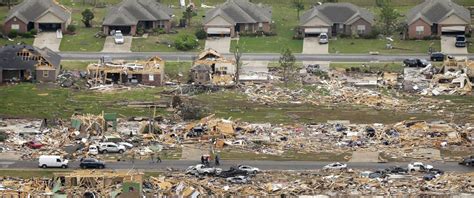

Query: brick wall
left=347, top=18, right=373, bottom=36
left=141, top=73, right=162, bottom=86
left=36, top=70, right=56, bottom=82
left=408, top=19, right=432, bottom=39
left=4, top=17, right=28, bottom=33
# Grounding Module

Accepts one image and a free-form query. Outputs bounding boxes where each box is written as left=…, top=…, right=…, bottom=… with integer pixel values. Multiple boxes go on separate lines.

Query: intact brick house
left=299, top=3, right=374, bottom=37
left=3, top=0, right=71, bottom=33
left=102, top=0, right=173, bottom=36
left=406, top=0, right=471, bottom=39
left=0, top=45, right=61, bottom=83
left=203, top=0, right=272, bottom=37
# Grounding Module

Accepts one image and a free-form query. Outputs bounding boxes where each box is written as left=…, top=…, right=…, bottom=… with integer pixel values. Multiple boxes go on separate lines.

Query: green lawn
left=132, top=33, right=205, bottom=52
left=0, top=84, right=169, bottom=119
left=329, top=38, right=441, bottom=54
left=61, top=61, right=94, bottom=71
left=230, top=5, right=303, bottom=53
left=0, top=37, right=34, bottom=46
left=60, top=27, right=105, bottom=51
left=330, top=62, right=405, bottom=73
left=468, top=37, right=474, bottom=53
left=165, top=61, right=193, bottom=82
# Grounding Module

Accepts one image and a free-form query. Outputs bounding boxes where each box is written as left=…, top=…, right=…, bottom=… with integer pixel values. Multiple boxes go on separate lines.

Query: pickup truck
left=408, top=162, right=433, bottom=172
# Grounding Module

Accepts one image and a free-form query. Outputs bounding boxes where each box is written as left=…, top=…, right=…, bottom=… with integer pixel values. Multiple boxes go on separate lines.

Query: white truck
left=186, top=164, right=222, bottom=176
left=38, top=155, right=69, bottom=169
left=408, top=162, right=433, bottom=172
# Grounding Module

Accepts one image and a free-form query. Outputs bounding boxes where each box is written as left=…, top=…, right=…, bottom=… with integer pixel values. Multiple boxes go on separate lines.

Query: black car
left=459, top=156, right=474, bottom=166
left=218, top=166, right=249, bottom=178
left=403, top=58, right=430, bottom=67
left=455, top=35, right=466, bottom=47
left=80, top=158, right=105, bottom=169
left=385, top=166, right=408, bottom=174
left=430, top=52, right=445, bottom=61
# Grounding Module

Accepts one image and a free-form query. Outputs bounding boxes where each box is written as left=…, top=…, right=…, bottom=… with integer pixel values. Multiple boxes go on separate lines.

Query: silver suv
left=319, top=33, right=329, bottom=44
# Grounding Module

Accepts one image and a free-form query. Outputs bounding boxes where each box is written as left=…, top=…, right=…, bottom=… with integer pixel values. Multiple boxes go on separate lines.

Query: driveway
left=205, top=37, right=231, bottom=53
left=441, top=36, right=467, bottom=54
left=102, top=36, right=132, bottom=52
left=302, top=37, right=328, bottom=54
left=33, top=32, right=61, bottom=52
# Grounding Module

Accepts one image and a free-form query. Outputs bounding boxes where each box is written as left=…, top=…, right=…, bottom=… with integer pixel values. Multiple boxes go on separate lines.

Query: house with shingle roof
left=406, top=0, right=471, bottom=39
left=102, top=0, right=173, bottom=36
left=299, top=3, right=374, bottom=37
left=203, top=0, right=272, bottom=37
left=0, top=45, right=61, bottom=83
left=3, top=0, right=71, bottom=34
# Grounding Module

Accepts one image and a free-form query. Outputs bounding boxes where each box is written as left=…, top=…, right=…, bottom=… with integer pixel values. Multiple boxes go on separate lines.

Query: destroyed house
left=0, top=45, right=61, bottom=83
left=3, top=0, right=71, bottom=33
left=191, top=49, right=236, bottom=86
left=102, top=0, right=173, bottom=35
left=87, top=56, right=165, bottom=86
left=204, top=0, right=272, bottom=37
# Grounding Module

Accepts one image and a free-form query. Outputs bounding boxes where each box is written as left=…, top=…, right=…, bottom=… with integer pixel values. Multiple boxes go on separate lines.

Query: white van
left=38, top=155, right=69, bottom=168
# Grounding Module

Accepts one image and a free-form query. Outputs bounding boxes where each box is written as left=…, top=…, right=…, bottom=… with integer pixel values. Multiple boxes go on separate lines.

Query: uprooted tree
left=279, top=48, right=297, bottom=86
left=233, top=43, right=243, bottom=85
left=81, top=9, right=95, bottom=28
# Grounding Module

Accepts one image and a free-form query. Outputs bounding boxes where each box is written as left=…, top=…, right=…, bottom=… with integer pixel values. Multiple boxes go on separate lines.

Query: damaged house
left=0, top=45, right=61, bottom=83
left=190, top=49, right=236, bottom=86
left=87, top=56, right=165, bottom=86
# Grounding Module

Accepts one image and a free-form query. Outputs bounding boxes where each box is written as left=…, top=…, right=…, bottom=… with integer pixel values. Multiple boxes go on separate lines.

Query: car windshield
left=320, top=35, right=327, bottom=39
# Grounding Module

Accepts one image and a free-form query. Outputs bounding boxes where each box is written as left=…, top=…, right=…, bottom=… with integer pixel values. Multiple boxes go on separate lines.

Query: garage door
left=304, top=28, right=329, bottom=37
left=207, top=27, right=231, bottom=36
left=39, top=23, right=61, bottom=31
left=441, top=26, right=465, bottom=35
left=108, top=26, right=131, bottom=35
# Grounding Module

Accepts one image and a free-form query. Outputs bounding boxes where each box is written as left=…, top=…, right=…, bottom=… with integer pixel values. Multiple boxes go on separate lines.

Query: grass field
left=468, top=37, right=474, bottom=53
left=220, top=149, right=351, bottom=161
left=0, top=84, right=169, bottom=119
left=330, top=62, right=405, bottom=73
left=329, top=38, right=441, bottom=54
left=61, top=61, right=94, bottom=71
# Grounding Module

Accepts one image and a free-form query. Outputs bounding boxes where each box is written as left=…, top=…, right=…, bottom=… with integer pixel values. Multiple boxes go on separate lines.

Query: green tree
left=175, top=34, right=199, bottom=51
left=81, top=9, right=95, bottom=28
left=183, top=6, right=196, bottom=27
left=293, top=0, right=304, bottom=20
left=379, top=1, right=400, bottom=35
left=279, top=48, right=297, bottom=86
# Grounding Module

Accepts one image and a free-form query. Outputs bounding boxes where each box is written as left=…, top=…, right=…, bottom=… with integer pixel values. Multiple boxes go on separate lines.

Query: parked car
left=98, top=142, right=126, bottom=154
left=237, top=165, right=260, bottom=174
left=38, top=155, right=69, bottom=169
left=319, top=33, right=328, bottom=44
left=24, top=141, right=43, bottom=149
left=459, top=156, right=474, bottom=166
left=430, top=52, right=445, bottom=61
left=408, top=162, right=433, bottom=172
left=455, top=35, right=466, bottom=47
left=88, top=145, right=99, bottom=155
left=323, top=162, right=347, bottom=170
left=80, top=158, right=105, bottom=169
left=186, top=164, right=222, bottom=176
left=385, top=166, right=408, bottom=174
left=114, top=30, right=124, bottom=44
left=226, top=176, right=249, bottom=184
left=403, top=59, right=431, bottom=67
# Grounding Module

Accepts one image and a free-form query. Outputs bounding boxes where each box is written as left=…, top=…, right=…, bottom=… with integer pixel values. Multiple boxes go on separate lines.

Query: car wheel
left=466, top=162, right=470, bottom=166
left=410, top=169, right=415, bottom=172
left=41, top=164, right=47, bottom=169
left=118, top=150, right=124, bottom=154
left=253, top=170, right=257, bottom=174
left=61, top=165, right=67, bottom=169
left=102, top=150, right=107, bottom=154
left=80, top=165, right=85, bottom=169
left=99, top=165, right=104, bottom=169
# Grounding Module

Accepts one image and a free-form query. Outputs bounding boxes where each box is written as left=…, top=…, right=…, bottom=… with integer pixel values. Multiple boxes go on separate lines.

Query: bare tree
left=279, top=48, right=296, bottom=86
left=233, top=43, right=243, bottom=85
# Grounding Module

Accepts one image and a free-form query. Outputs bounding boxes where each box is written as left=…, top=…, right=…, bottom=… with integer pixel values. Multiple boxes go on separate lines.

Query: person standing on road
left=131, top=152, right=135, bottom=164
left=215, top=154, right=220, bottom=166
left=156, top=153, right=162, bottom=163
left=150, top=152, right=155, bottom=163
left=201, top=155, right=205, bottom=164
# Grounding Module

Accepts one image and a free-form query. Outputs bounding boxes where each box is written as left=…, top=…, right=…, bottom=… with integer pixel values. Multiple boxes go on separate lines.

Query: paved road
left=59, top=52, right=474, bottom=62
left=1, top=160, right=472, bottom=172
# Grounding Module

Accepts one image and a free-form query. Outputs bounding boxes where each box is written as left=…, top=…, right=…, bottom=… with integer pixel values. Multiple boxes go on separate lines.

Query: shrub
left=175, top=34, right=199, bottom=51
left=195, top=28, right=207, bottom=39
left=29, top=29, right=37, bottom=35
left=8, top=30, right=18, bottom=38
left=20, top=32, right=34, bottom=38
left=137, top=27, right=145, bottom=35
left=67, top=25, right=76, bottom=33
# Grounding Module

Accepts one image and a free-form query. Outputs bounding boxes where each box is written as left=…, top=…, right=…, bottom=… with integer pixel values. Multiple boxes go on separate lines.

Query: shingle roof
left=103, top=0, right=173, bottom=26
left=406, top=0, right=470, bottom=25
left=204, top=0, right=272, bottom=25
left=299, top=3, right=374, bottom=26
left=0, top=45, right=61, bottom=70
left=5, top=0, right=71, bottom=23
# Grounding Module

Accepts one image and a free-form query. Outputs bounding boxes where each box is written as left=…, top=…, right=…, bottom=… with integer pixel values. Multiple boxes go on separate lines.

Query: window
left=56, top=159, right=61, bottom=162
left=149, top=74, right=154, bottom=81
left=11, top=24, right=19, bottom=30
left=158, top=21, right=165, bottom=29
left=357, top=25, right=366, bottom=34
left=258, top=22, right=263, bottom=30
left=245, top=24, right=249, bottom=31
left=43, top=71, right=49, bottom=78
left=416, top=26, right=424, bottom=36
